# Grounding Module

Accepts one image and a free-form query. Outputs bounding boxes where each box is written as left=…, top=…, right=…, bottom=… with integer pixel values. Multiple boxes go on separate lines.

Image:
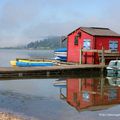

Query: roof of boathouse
left=68, top=27, right=120, bottom=37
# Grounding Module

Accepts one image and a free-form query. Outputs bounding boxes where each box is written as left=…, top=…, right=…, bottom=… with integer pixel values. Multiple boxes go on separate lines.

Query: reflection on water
left=0, top=77, right=120, bottom=119
left=54, top=77, right=120, bottom=111
left=1, top=49, right=120, bottom=119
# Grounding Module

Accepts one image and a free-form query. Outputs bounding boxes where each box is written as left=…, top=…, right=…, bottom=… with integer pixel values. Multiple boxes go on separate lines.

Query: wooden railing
left=82, top=49, right=119, bottom=54
left=79, top=48, right=120, bottom=64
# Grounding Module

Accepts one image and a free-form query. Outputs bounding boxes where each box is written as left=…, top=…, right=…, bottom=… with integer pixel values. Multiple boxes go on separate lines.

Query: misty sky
left=0, top=0, right=120, bottom=47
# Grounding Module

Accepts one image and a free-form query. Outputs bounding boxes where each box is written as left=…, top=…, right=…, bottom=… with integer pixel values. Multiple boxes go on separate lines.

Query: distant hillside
left=26, top=36, right=67, bottom=49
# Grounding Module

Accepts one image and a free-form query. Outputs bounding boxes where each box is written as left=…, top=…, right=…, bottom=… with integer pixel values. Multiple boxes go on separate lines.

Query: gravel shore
left=0, top=112, right=24, bottom=120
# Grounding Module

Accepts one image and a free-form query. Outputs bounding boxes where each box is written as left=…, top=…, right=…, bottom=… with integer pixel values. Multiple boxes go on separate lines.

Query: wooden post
left=79, top=47, right=82, bottom=64
left=100, top=74, right=104, bottom=103
left=101, top=46, right=105, bottom=65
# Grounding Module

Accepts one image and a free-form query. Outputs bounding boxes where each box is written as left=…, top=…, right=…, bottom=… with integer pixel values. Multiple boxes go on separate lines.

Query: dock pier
left=0, top=64, right=106, bottom=79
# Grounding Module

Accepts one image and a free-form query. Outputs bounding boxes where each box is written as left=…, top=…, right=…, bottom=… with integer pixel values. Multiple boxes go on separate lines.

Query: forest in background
left=26, top=36, right=67, bottom=49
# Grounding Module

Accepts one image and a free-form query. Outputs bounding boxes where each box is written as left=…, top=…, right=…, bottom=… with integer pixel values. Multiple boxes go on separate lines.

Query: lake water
left=0, top=49, right=120, bottom=120
left=0, top=49, right=54, bottom=67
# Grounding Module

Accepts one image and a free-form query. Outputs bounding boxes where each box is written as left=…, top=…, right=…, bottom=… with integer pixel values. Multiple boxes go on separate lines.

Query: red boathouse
left=66, top=27, right=120, bottom=64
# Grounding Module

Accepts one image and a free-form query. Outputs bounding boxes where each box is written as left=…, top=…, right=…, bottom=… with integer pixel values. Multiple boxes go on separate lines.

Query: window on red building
left=83, top=39, right=91, bottom=49
left=74, top=36, right=79, bottom=45
left=109, top=41, right=118, bottom=51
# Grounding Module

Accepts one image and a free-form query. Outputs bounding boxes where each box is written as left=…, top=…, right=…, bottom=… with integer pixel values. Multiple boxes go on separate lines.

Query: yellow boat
left=10, top=58, right=54, bottom=67
left=10, top=60, right=16, bottom=66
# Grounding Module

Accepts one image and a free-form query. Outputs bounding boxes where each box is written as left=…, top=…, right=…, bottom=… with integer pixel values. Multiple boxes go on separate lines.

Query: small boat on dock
left=10, top=58, right=54, bottom=67
left=106, top=60, right=120, bottom=74
left=54, top=48, right=67, bottom=62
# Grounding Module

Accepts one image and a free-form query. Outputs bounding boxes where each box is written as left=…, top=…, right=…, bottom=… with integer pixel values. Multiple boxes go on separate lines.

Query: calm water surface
left=0, top=77, right=119, bottom=120
left=0, top=49, right=120, bottom=120
left=0, top=49, right=54, bottom=67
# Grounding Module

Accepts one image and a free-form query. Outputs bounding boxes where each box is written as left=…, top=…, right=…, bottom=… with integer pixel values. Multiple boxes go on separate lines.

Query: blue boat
left=54, top=48, right=67, bottom=52
left=10, top=59, right=54, bottom=67
left=16, top=61, right=54, bottom=67
left=54, top=48, right=67, bottom=62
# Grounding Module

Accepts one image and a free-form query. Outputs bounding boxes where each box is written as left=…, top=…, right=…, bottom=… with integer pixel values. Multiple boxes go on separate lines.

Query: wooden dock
left=0, top=64, right=106, bottom=79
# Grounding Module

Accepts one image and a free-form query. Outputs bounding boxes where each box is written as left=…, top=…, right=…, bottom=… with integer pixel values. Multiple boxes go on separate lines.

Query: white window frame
left=109, top=40, right=118, bottom=51
left=83, top=39, right=91, bottom=50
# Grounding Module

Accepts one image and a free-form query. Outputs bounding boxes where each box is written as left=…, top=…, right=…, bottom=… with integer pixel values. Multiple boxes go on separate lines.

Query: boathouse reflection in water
left=54, top=76, right=120, bottom=111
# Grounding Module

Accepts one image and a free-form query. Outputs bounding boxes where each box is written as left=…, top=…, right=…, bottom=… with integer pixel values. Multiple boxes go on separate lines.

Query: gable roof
left=68, top=27, right=120, bottom=37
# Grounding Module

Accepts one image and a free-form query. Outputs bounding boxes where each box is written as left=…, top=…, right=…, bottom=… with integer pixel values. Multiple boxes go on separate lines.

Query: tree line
left=26, top=36, right=67, bottom=49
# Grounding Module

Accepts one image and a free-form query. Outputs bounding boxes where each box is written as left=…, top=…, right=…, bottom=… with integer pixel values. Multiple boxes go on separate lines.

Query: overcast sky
left=0, top=0, right=120, bottom=47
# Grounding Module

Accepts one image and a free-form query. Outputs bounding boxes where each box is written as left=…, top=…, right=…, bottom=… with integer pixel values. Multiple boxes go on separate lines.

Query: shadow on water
left=0, top=74, right=119, bottom=120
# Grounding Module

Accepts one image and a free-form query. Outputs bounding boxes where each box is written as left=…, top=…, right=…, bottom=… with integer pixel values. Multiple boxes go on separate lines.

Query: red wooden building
left=66, top=27, right=120, bottom=64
